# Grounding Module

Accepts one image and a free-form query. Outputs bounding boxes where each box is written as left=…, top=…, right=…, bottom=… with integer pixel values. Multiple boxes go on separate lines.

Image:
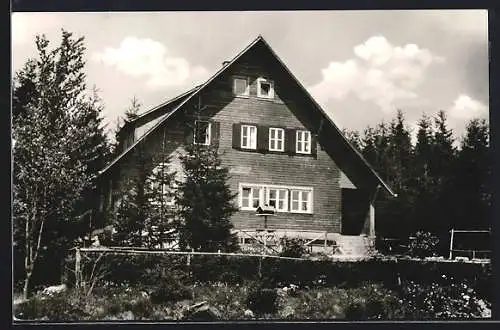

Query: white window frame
left=233, top=76, right=250, bottom=97
left=241, top=124, right=257, bottom=150
left=239, top=183, right=313, bottom=214
left=296, top=130, right=311, bottom=154
left=290, top=188, right=314, bottom=214
left=268, top=127, right=285, bottom=152
left=240, top=185, right=264, bottom=211
left=194, top=120, right=211, bottom=146
left=266, top=187, right=289, bottom=212
left=257, top=77, right=274, bottom=99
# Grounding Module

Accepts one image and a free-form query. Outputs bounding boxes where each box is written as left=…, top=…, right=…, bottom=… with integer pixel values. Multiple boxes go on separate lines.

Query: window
left=194, top=120, right=211, bottom=145
left=241, top=125, right=257, bottom=149
left=269, top=127, right=284, bottom=152
left=257, top=78, right=274, bottom=99
left=241, top=186, right=263, bottom=210
left=233, top=77, right=249, bottom=96
left=296, top=130, right=311, bottom=154
left=290, top=189, right=313, bottom=213
left=239, top=183, right=313, bottom=213
left=267, top=188, right=288, bottom=212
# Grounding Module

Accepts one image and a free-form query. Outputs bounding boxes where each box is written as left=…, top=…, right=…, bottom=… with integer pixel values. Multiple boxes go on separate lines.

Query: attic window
left=233, top=77, right=249, bottom=96
left=257, top=78, right=274, bottom=99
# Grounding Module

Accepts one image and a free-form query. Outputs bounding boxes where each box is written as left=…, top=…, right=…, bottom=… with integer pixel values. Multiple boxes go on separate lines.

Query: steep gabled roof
left=99, top=35, right=396, bottom=197
left=118, top=84, right=201, bottom=135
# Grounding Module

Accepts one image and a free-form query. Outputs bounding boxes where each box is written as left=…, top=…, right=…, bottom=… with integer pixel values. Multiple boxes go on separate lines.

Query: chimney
left=222, top=60, right=230, bottom=67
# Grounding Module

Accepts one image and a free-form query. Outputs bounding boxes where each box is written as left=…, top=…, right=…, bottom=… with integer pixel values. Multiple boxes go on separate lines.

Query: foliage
left=407, top=231, right=440, bottom=258
left=397, top=280, right=489, bottom=319
left=176, top=99, right=239, bottom=252
left=150, top=273, right=192, bottom=304
left=245, top=281, right=278, bottom=314
left=279, top=237, right=307, bottom=258
left=12, top=30, right=110, bottom=298
left=344, top=110, right=490, bottom=247
left=108, top=97, right=178, bottom=248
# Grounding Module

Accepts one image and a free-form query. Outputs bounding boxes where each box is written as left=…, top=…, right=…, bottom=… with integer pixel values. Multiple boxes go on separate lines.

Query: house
left=96, top=35, right=396, bottom=255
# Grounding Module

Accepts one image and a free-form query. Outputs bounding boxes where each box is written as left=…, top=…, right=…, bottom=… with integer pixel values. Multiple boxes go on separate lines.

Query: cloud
left=448, top=94, right=488, bottom=120
left=308, top=35, right=444, bottom=113
left=92, top=37, right=209, bottom=89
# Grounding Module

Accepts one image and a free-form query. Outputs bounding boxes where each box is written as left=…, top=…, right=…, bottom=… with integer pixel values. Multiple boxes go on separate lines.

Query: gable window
left=241, top=125, right=257, bottom=149
left=290, top=189, right=313, bottom=213
left=296, top=130, right=311, bottom=154
left=257, top=78, right=274, bottom=99
left=194, top=120, right=211, bottom=145
left=269, top=127, right=284, bottom=151
left=233, top=77, right=249, bottom=96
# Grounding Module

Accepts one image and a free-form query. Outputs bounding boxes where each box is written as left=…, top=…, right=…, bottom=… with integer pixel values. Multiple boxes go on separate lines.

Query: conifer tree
left=175, top=98, right=239, bottom=252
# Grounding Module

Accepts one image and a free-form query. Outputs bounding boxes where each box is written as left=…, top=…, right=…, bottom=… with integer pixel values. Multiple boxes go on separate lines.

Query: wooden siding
left=108, top=47, right=368, bottom=234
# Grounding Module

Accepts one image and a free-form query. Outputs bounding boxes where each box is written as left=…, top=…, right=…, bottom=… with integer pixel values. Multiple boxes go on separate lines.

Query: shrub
left=407, top=231, right=440, bottom=258
left=150, top=273, right=191, bottom=304
left=279, top=237, right=307, bottom=258
left=397, top=280, right=487, bottom=319
left=14, top=293, right=89, bottom=321
left=245, top=281, right=278, bottom=315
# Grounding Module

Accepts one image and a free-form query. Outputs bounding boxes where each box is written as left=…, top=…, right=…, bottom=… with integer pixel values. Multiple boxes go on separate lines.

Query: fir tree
left=175, top=99, right=239, bottom=252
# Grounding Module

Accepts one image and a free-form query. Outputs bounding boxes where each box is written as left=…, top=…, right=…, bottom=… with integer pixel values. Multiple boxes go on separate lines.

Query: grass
left=12, top=280, right=491, bottom=321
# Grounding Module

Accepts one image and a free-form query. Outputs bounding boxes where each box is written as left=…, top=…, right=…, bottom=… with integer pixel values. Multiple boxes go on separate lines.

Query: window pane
left=304, top=132, right=309, bottom=142
left=277, top=140, right=282, bottom=150
left=269, top=189, right=276, bottom=199
left=260, top=82, right=270, bottom=95
left=270, top=129, right=275, bottom=139
left=302, top=201, right=308, bottom=211
left=242, top=136, right=248, bottom=146
left=270, top=139, right=275, bottom=150
left=302, top=191, right=309, bottom=201
left=278, top=200, right=284, bottom=210
left=292, top=201, right=299, bottom=210
left=269, top=200, right=276, bottom=207
left=252, top=199, right=260, bottom=208
left=292, top=191, right=299, bottom=201
left=279, top=190, right=286, bottom=199
left=242, top=198, right=249, bottom=208
left=234, top=78, right=247, bottom=95
left=242, top=188, right=251, bottom=198
left=195, top=121, right=209, bottom=144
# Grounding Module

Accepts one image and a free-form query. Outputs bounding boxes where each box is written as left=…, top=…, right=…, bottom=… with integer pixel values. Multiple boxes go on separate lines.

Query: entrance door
left=341, top=188, right=369, bottom=235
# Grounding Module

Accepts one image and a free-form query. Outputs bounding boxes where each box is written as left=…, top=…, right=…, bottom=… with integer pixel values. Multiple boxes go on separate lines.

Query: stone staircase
left=335, top=235, right=373, bottom=257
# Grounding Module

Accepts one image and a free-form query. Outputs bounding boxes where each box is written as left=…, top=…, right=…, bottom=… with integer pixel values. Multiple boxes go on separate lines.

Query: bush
left=14, top=293, right=89, bottom=321
left=407, top=231, right=440, bottom=258
left=279, top=237, right=307, bottom=258
left=397, top=280, right=488, bottom=319
left=150, top=273, right=191, bottom=304
left=245, top=281, right=278, bottom=314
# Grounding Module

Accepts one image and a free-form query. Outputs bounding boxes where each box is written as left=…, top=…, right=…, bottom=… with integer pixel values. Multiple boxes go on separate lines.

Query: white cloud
left=92, top=37, right=209, bottom=89
left=308, top=35, right=444, bottom=113
left=449, top=94, right=488, bottom=120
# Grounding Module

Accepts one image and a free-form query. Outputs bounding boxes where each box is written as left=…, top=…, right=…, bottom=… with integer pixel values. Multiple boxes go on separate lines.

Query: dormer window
left=257, top=78, right=274, bottom=99
left=194, top=120, right=211, bottom=146
left=233, top=77, right=249, bottom=97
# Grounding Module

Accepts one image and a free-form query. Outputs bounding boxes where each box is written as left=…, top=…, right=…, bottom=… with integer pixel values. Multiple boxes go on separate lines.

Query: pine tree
left=452, top=119, right=491, bottom=231
left=12, top=30, right=110, bottom=298
left=175, top=99, right=239, bottom=252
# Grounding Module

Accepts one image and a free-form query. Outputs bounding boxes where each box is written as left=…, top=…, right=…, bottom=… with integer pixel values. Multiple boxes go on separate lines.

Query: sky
left=11, top=10, right=489, bottom=143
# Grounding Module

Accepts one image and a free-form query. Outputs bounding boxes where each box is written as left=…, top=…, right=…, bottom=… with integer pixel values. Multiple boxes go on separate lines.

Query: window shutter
left=257, top=125, right=269, bottom=152
left=285, top=128, right=296, bottom=155
left=211, top=121, right=220, bottom=147
left=232, top=123, right=241, bottom=149
left=311, top=133, right=318, bottom=157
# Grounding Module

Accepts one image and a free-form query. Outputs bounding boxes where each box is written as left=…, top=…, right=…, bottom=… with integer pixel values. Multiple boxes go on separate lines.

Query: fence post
left=449, top=229, right=454, bottom=260
left=324, top=231, right=327, bottom=254
left=75, top=248, right=81, bottom=289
